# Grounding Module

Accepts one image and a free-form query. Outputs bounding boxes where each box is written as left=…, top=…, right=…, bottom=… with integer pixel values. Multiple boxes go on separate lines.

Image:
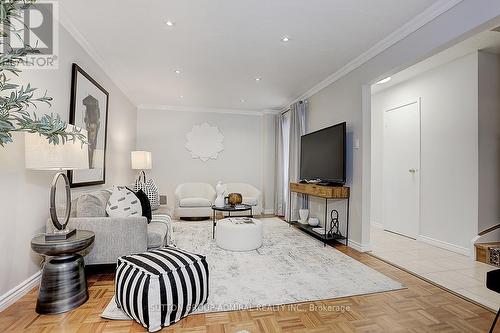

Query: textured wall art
left=185, top=123, right=224, bottom=162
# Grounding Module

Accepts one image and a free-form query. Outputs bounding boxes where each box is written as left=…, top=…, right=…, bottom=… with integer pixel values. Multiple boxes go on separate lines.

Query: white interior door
left=383, top=101, right=420, bottom=238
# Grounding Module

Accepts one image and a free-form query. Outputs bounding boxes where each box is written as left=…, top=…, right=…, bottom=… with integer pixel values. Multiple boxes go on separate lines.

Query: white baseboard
left=471, top=235, right=480, bottom=260
left=371, top=221, right=384, bottom=229
left=0, top=270, right=41, bottom=313
left=263, top=209, right=275, bottom=215
left=348, top=239, right=372, bottom=252
left=417, top=235, right=471, bottom=257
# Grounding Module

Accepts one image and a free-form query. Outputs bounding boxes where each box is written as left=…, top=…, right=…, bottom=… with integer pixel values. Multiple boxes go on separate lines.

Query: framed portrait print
left=68, top=63, right=109, bottom=187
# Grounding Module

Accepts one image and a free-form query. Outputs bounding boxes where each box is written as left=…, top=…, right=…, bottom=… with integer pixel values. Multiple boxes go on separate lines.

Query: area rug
left=102, top=217, right=403, bottom=319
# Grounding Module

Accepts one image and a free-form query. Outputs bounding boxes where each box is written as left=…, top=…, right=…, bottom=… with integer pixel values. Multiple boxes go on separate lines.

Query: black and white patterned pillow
left=106, top=186, right=143, bottom=218
left=126, top=187, right=152, bottom=223
left=133, top=178, right=160, bottom=211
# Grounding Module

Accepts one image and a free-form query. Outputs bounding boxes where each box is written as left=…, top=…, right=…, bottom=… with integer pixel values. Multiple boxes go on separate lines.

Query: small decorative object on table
left=227, top=192, right=242, bottom=205
left=214, top=181, right=226, bottom=207
left=299, top=209, right=309, bottom=224
left=328, top=209, right=342, bottom=238
left=308, top=217, right=319, bottom=227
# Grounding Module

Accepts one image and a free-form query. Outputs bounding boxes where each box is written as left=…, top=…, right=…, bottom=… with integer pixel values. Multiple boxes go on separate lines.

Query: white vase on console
left=308, top=217, right=320, bottom=227
left=214, top=181, right=226, bottom=208
left=298, top=209, right=309, bottom=224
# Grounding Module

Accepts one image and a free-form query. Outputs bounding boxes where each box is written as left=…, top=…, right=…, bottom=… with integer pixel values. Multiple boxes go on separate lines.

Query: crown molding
left=285, top=0, right=464, bottom=109
left=262, top=109, right=281, bottom=115
left=137, top=104, right=272, bottom=116
left=57, top=6, right=136, bottom=105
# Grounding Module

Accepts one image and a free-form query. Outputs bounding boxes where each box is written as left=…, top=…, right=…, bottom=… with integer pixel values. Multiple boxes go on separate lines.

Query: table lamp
left=25, top=125, right=88, bottom=240
left=131, top=150, right=152, bottom=180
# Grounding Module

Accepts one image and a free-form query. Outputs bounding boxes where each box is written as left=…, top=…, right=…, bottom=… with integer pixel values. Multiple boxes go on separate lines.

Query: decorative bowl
left=227, top=193, right=242, bottom=205
left=308, top=217, right=320, bottom=227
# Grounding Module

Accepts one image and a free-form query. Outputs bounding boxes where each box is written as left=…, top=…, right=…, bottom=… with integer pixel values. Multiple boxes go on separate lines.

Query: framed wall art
left=68, top=63, right=109, bottom=187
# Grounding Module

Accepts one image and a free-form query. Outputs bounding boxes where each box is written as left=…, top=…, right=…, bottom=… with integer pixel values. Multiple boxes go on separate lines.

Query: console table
left=288, top=183, right=350, bottom=246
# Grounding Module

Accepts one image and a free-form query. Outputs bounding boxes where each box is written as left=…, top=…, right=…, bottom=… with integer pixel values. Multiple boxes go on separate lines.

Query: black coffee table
left=31, top=230, right=95, bottom=314
left=212, top=204, right=253, bottom=238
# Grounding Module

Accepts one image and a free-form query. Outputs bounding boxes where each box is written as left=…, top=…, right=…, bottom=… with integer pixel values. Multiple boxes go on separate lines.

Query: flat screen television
left=300, top=122, right=346, bottom=185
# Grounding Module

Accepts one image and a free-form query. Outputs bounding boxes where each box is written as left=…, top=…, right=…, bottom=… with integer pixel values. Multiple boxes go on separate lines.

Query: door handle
left=408, top=168, right=417, bottom=173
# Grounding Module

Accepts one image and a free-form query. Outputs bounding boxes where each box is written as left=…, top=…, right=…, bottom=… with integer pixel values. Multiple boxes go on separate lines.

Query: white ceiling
left=60, top=0, right=439, bottom=111
left=371, top=30, right=500, bottom=95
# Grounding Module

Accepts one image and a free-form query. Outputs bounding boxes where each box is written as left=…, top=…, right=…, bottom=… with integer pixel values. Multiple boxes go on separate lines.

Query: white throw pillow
left=106, top=186, right=142, bottom=218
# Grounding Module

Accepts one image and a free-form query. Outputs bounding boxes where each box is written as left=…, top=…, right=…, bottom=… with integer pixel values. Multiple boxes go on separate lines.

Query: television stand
left=299, top=179, right=344, bottom=186
left=288, top=182, right=350, bottom=246
left=317, top=181, right=343, bottom=186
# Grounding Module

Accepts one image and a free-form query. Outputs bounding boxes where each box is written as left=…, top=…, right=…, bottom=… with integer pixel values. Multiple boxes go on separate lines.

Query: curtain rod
left=281, top=100, right=304, bottom=115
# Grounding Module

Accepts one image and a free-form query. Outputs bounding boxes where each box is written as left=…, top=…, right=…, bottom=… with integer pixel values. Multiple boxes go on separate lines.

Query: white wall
left=478, top=51, right=500, bottom=233
left=306, top=0, right=500, bottom=250
left=136, top=108, right=274, bottom=213
left=0, top=25, right=137, bottom=302
left=371, top=53, right=479, bottom=253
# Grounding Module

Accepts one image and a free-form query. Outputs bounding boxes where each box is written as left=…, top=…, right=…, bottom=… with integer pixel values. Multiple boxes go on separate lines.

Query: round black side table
left=31, top=230, right=95, bottom=314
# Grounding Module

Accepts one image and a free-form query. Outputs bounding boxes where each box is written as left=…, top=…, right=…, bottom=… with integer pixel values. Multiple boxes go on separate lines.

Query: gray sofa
left=46, top=189, right=172, bottom=265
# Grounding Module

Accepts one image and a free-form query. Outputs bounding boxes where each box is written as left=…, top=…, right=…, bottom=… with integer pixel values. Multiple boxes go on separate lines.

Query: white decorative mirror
left=185, top=123, right=224, bottom=162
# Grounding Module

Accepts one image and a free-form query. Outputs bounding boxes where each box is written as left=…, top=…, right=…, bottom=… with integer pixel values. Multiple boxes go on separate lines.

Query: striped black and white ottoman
left=115, top=247, right=209, bottom=332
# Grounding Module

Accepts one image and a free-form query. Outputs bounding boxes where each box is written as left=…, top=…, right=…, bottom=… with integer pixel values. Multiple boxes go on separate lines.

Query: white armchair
left=174, top=183, right=216, bottom=220
left=223, top=183, right=263, bottom=216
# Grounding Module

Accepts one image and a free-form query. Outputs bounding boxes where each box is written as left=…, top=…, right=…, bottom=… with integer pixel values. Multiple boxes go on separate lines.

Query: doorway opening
left=368, top=27, right=500, bottom=311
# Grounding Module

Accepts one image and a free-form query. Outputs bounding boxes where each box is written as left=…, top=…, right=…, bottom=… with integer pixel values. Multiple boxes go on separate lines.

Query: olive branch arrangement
left=0, top=0, right=86, bottom=146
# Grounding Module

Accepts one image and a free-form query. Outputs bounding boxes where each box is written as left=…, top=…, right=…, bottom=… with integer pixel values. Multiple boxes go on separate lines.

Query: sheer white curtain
left=275, top=101, right=307, bottom=219
left=274, top=112, right=289, bottom=216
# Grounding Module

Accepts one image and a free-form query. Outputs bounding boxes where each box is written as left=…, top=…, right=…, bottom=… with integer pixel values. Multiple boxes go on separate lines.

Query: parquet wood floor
left=1, top=244, right=498, bottom=332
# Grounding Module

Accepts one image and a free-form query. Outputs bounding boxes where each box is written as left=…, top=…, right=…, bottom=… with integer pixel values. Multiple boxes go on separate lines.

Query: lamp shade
left=131, top=151, right=152, bottom=170
left=25, top=125, right=89, bottom=170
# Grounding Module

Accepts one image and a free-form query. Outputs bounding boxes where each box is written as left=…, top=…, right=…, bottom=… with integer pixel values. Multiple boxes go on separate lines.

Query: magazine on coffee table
left=229, top=217, right=254, bottom=224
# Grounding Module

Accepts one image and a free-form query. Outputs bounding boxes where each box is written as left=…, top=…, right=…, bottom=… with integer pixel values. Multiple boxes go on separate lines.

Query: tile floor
left=370, top=226, right=500, bottom=311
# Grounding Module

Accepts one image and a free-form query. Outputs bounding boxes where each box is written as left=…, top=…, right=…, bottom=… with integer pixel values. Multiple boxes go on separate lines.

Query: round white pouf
left=216, top=218, right=263, bottom=251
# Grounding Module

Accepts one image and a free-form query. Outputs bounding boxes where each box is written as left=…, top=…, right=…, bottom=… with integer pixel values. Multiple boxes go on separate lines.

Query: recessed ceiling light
left=240, top=99, right=246, bottom=103
left=180, top=95, right=184, bottom=99
left=174, top=69, right=181, bottom=74
left=255, top=77, right=261, bottom=82
left=281, top=36, right=290, bottom=42
left=376, top=77, right=391, bottom=84
left=166, top=20, right=175, bottom=27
